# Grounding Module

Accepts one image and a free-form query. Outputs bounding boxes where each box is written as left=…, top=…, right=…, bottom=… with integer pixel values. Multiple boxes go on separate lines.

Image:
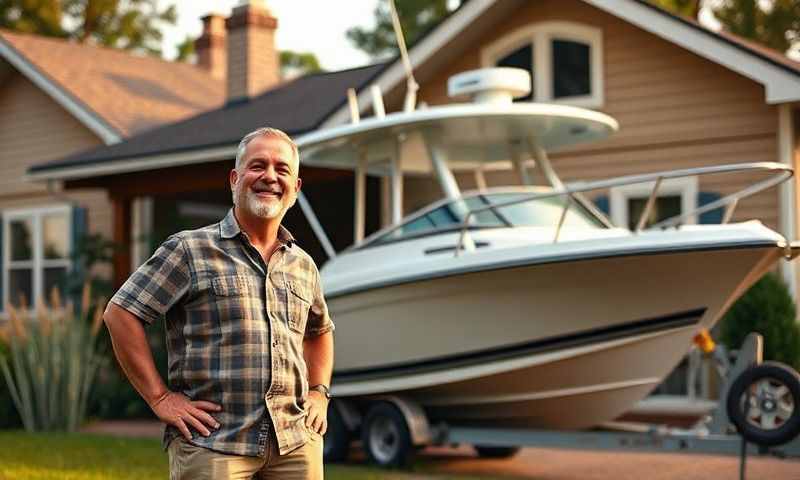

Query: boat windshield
left=368, top=192, right=605, bottom=246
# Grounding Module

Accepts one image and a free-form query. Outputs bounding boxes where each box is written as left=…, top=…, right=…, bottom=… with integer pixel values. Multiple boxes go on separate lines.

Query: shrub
left=0, top=288, right=106, bottom=431
left=720, top=272, right=800, bottom=370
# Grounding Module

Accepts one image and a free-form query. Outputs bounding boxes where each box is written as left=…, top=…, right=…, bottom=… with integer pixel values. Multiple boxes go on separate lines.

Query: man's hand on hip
left=305, top=390, right=329, bottom=435
left=151, top=391, right=222, bottom=440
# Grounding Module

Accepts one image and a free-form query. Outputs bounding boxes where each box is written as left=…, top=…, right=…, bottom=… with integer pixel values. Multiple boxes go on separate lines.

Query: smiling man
left=103, top=127, right=334, bottom=480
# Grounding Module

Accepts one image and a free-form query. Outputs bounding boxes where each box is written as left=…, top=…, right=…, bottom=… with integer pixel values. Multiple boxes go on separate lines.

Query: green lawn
left=0, top=431, right=484, bottom=480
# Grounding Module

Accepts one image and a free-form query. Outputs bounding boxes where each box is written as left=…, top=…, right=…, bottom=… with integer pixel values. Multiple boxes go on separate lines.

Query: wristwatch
left=310, top=384, right=331, bottom=399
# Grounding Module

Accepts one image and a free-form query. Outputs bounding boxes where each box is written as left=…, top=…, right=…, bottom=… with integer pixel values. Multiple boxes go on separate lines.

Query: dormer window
left=482, top=22, right=603, bottom=108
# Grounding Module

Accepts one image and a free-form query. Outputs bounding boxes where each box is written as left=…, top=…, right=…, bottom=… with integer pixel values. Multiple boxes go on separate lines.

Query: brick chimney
left=225, top=0, right=280, bottom=102
left=195, top=13, right=226, bottom=80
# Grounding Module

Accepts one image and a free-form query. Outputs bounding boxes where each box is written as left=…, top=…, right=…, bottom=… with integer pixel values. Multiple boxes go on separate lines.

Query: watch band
left=310, top=384, right=331, bottom=399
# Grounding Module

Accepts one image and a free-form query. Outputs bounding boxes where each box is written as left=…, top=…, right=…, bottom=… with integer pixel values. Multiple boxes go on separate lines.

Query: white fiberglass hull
left=323, top=223, right=786, bottom=429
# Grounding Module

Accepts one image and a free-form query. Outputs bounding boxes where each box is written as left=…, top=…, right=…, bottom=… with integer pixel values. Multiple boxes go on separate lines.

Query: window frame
left=2, top=204, right=72, bottom=313
left=609, top=177, right=698, bottom=230
left=481, top=21, right=604, bottom=108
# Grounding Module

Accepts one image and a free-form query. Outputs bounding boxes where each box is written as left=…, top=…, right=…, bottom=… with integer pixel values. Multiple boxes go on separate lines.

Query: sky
left=158, top=1, right=798, bottom=69
left=160, top=0, right=381, bottom=70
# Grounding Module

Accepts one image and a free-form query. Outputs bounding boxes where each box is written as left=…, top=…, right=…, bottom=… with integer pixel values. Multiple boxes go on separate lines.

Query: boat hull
left=328, top=243, right=782, bottom=429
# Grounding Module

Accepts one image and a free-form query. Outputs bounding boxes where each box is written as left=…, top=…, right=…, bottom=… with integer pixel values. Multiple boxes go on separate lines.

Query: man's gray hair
left=234, top=127, right=299, bottom=170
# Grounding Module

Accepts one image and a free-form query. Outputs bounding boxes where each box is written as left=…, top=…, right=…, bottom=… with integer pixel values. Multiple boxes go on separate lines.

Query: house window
left=2, top=205, right=72, bottom=311
left=609, top=178, right=698, bottom=230
left=482, top=22, right=603, bottom=108
left=497, top=44, right=534, bottom=101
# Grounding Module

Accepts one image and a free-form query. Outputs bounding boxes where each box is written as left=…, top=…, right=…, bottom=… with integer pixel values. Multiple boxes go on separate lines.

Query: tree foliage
left=651, top=0, right=800, bottom=54
left=280, top=50, right=323, bottom=77
left=713, top=0, right=800, bottom=53
left=347, top=0, right=457, bottom=58
left=0, top=0, right=177, bottom=56
left=650, top=0, right=702, bottom=18
left=174, top=35, right=194, bottom=63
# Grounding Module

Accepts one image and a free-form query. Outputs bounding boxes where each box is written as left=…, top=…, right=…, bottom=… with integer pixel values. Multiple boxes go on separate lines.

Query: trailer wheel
left=323, top=401, right=351, bottom=463
left=726, top=361, right=800, bottom=447
left=474, top=446, right=520, bottom=459
left=361, top=402, right=414, bottom=468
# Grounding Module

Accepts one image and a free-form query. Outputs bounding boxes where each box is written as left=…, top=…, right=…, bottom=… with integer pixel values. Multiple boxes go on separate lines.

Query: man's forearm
left=303, top=331, right=334, bottom=387
left=103, top=303, right=169, bottom=407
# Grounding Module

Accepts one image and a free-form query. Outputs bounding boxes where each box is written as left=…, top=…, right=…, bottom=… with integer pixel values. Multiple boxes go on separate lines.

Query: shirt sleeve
left=109, top=234, right=192, bottom=325
left=304, top=263, right=334, bottom=338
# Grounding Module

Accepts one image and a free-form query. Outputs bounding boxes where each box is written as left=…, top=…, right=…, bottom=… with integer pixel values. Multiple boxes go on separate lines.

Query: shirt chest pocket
left=211, top=275, right=261, bottom=322
left=286, top=280, right=311, bottom=335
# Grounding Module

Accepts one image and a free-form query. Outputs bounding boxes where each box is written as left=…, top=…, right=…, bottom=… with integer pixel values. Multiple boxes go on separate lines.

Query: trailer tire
left=475, top=446, right=520, bottom=459
left=323, top=401, right=351, bottom=463
left=361, top=402, right=414, bottom=468
left=726, top=361, right=800, bottom=447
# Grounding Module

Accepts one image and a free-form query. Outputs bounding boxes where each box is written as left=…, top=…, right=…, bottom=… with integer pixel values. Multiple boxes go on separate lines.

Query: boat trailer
left=324, top=333, right=800, bottom=479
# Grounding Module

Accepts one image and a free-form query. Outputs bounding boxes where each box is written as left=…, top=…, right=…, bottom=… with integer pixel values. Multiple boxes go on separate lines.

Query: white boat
left=295, top=68, right=796, bottom=431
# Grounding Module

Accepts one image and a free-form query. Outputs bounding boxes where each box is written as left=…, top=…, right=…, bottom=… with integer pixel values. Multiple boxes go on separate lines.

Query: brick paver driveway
left=417, top=445, right=800, bottom=480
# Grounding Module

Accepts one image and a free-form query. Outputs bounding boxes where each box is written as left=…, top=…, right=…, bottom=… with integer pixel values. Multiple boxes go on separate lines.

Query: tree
left=0, top=0, right=177, bottom=57
left=174, top=35, right=195, bottom=63
left=280, top=50, right=323, bottom=77
left=650, top=0, right=800, bottom=54
left=650, top=0, right=702, bottom=19
left=713, top=0, right=800, bottom=53
left=347, top=0, right=458, bottom=59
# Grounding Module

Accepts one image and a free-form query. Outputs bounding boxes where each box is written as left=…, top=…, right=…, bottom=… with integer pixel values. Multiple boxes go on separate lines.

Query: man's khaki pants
left=168, top=432, right=323, bottom=480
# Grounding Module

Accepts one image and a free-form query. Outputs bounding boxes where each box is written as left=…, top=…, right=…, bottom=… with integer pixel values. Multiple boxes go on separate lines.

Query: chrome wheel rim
left=368, top=416, right=400, bottom=464
left=741, top=377, right=795, bottom=430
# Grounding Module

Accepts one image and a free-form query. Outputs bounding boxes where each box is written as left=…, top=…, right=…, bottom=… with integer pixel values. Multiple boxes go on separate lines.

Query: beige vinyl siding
left=0, top=72, right=112, bottom=248
left=408, top=0, right=780, bottom=230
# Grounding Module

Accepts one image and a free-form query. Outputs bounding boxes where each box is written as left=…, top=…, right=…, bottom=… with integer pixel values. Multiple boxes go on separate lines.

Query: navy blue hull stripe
left=333, top=307, right=706, bottom=383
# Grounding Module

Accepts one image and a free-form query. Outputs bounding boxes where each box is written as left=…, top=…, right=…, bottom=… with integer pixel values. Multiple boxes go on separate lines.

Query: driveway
left=414, top=445, right=800, bottom=480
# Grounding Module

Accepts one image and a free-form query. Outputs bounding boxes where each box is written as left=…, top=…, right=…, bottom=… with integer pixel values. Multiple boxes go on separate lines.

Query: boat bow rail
left=455, top=162, right=793, bottom=255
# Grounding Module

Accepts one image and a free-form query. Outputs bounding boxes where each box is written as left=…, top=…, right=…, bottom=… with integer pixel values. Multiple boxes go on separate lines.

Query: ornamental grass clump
left=0, top=285, right=106, bottom=432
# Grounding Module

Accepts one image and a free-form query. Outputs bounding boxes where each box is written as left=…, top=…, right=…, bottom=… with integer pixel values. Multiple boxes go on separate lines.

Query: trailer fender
left=373, top=395, right=432, bottom=446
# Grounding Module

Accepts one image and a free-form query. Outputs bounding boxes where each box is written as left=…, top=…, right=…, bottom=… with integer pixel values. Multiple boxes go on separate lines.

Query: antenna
left=389, top=0, right=419, bottom=112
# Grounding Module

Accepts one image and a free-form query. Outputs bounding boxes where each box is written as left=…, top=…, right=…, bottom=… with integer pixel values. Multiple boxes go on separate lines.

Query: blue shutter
left=70, top=206, right=88, bottom=308
left=593, top=195, right=609, bottom=215
left=697, top=192, right=723, bottom=224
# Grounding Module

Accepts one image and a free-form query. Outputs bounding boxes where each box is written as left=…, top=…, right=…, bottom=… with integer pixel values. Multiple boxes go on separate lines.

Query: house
left=22, top=0, right=800, bottom=309
left=0, top=15, right=229, bottom=312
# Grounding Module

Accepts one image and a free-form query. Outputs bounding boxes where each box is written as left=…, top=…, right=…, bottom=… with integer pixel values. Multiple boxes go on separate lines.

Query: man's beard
left=234, top=182, right=291, bottom=219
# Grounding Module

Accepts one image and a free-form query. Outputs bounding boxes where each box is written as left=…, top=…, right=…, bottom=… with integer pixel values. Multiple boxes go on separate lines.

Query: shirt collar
left=220, top=208, right=296, bottom=247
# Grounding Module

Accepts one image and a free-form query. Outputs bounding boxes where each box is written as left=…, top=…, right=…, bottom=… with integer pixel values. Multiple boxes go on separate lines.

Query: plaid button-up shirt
left=110, top=209, right=334, bottom=457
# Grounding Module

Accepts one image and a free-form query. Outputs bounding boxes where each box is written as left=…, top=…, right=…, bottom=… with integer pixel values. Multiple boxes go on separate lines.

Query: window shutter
left=70, top=206, right=88, bottom=282
left=697, top=192, right=723, bottom=224
left=593, top=195, right=609, bottom=215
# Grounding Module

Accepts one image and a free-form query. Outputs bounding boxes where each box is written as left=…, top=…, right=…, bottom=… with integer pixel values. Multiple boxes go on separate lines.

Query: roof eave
left=25, top=144, right=237, bottom=183
left=325, top=0, right=800, bottom=125
left=588, top=0, right=800, bottom=104
left=0, top=35, right=123, bottom=144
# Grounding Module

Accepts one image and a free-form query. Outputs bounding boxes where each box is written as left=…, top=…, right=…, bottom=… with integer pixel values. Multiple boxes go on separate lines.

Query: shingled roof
left=27, top=63, right=386, bottom=178
left=0, top=29, right=225, bottom=138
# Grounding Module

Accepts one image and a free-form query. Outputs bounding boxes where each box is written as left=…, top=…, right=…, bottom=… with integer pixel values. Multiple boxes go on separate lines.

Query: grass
left=0, top=431, right=485, bottom=480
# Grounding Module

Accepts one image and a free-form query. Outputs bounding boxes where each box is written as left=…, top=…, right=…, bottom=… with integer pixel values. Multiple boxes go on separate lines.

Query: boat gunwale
left=325, top=239, right=782, bottom=300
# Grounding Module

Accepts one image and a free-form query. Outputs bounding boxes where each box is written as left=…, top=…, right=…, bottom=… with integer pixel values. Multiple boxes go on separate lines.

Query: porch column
left=112, top=195, right=132, bottom=289
left=778, top=104, right=797, bottom=304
